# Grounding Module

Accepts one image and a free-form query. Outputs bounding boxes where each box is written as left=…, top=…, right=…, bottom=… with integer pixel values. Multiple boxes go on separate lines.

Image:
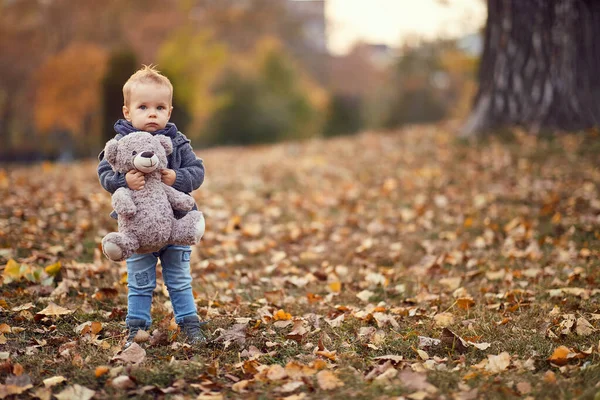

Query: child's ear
left=157, top=135, right=173, bottom=155
left=104, top=139, right=119, bottom=165
left=123, top=105, right=131, bottom=121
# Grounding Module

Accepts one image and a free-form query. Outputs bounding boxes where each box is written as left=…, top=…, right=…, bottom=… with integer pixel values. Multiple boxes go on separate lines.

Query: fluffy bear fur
left=101, top=132, right=205, bottom=262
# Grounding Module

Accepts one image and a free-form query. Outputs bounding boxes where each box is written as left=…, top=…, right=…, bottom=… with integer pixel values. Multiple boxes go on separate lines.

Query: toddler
left=98, top=65, right=207, bottom=347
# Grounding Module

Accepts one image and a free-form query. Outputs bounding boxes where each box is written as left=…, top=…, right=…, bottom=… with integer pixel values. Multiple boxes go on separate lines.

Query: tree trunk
left=462, top=0, right=600, bottom=136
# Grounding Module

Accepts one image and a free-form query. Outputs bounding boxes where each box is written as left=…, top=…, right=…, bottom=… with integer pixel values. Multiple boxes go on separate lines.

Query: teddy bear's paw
left=103, top=242, right=123, bottom=261
left=194, top=215, right=206, bottom=241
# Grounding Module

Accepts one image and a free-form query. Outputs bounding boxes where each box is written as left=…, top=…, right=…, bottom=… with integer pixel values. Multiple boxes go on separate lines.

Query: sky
left=324, top=0, right=487, bottom=55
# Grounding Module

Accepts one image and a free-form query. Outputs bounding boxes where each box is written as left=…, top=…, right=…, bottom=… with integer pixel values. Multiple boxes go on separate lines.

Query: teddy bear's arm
left=163, top=184, right=195, bottom=211
left=112, top=187, right=137, bottom=217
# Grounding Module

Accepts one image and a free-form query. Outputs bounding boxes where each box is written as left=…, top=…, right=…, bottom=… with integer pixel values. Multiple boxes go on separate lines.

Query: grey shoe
left=124, top=319, right=149, bottom=348
left=177, top=315, right=208, bottom=345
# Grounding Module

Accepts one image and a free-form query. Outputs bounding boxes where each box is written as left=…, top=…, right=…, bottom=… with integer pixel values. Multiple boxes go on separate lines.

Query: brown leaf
left=111, top=343, right=146, bottom=364
left=214, top=323, right=248, bottom=348
left=440, top=328, right=469, bottom=353
left=316, top=370, right=344, bottom=390
left=36, top=302, right=74, bottom=316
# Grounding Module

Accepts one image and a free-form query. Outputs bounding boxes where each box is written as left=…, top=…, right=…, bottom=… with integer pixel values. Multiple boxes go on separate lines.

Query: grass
left=1, top=124, right=600, bottom=399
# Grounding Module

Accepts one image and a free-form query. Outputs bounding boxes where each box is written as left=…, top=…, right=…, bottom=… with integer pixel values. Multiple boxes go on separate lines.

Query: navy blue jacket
left=97, top=119, right=204, bottom=219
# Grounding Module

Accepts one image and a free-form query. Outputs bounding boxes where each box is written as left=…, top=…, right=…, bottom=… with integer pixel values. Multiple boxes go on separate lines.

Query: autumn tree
left=463, top=0, right=600, bottom=136
left=34, top=43, right=108, bottom=157
left=204, top=39, right=327, bottom=146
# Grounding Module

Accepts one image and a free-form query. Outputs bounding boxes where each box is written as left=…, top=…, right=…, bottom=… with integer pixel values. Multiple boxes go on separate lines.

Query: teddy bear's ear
left=103, top=139, right=119, bottom=166
left=157, top=135, right=173, bottom=155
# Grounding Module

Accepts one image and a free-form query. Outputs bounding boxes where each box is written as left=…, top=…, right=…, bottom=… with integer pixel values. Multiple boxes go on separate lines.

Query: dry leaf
left=54, top=385, right=95, bottom=400
left=111, top=375, right=136, bottom=390
left=548, top=346, right=572, bottom=366
left=37, top=302, right=74, bottom=316
left=232, top=380, right=250, bottom=393
left=43, top=376, right=66, bottom=388
left=95, top=366, right=110, bottom=378
left=266, top=364, right=287, bottom=381
left=576, top=317, right=594, bottom=336
left=433, top=312, right=454, bottom=328
left=485, top=352, right=510, bottom=373
left=316, top=370, right=344, bottom=390
left=111, top=343, right=146, bottom=364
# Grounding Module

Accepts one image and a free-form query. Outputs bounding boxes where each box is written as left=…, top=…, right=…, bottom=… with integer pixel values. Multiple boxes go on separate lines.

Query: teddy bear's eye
left=132, top=151, right=137, bottom=156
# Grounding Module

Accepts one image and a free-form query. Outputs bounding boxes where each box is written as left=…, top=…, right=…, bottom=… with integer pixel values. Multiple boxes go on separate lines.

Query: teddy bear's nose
left=140, top=151, right=154, bottom=158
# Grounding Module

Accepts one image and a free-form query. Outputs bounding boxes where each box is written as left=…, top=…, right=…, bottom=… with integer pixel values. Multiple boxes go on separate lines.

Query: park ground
left=1, top=124, right=600, bottom=399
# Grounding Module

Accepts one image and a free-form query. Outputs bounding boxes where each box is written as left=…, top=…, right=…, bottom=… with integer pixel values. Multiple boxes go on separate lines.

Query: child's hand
left=161, top=169, right=177, bottom=186
left=126, top=170, right=145, bottom=190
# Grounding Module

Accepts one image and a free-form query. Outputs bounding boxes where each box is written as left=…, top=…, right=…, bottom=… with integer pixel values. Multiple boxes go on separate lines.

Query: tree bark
left=462, top=0, right=600, bottom=136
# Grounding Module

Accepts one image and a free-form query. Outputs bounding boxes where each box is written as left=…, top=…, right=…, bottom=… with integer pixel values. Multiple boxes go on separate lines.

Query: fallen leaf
left=277, top=381, right=304, bottom=393
left=53, top=384, right=95, bottom=400
left=548, top=346, right=572, bottom=366
left=111, top=343, right=146, bottom=364
left=516, top=381, right=531, bottom=395
left=44, top=262, right=61, bottom=276
left=485, top=352, right=510, bottom=373
left=273, top=309, right=292, bottom=321
left=43, top=376, right=66, bottom=388
left=576, top=317, right=594, bottom=336
left=214, top=323, right=247, bottom=347
left=232, top=380, right=250, bottom=393
left=36, top=303, right=74, bottom=316
left=111, top=375, right=136, bottom=390
left=316, top=370, right=344, bottom=390
left=266, top=364, right=287, bottom=381
left=356, top=290, right=375, bottom=303
left=433, top=312, right=454, bottom=328
left=95, top=366, right=110, bottom=378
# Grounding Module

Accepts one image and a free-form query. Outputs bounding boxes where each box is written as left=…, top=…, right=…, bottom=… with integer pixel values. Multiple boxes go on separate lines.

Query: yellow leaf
left=0, top=324, right=10, bottom=334
left=44, top=262, right=62, bottom=276
left=273, top=309, right=292, bottom=321
left=328, top=281, right=341, bottom=293
left=3, top=259, right=21, bottom=280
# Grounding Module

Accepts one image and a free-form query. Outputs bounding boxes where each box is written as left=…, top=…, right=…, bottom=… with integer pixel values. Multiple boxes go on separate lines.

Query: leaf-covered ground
left=1, top=125, right=600, bottom=400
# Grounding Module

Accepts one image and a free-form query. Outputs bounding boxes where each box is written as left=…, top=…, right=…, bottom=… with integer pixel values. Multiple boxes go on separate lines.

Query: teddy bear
left=101, top=131, right=205, bottom=262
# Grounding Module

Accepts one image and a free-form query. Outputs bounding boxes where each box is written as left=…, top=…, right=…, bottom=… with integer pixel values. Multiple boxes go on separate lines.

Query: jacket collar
left=113, top=119, right=179, bottom=139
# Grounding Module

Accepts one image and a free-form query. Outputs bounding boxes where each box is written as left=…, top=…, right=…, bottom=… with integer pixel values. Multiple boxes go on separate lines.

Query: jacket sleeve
left=97, top=134, right=127, bottom=194
left=172, top=142, right=205, bottom=193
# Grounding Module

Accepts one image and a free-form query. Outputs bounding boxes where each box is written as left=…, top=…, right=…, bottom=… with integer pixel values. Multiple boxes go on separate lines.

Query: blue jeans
left=126, top=245, right=197, bottom=327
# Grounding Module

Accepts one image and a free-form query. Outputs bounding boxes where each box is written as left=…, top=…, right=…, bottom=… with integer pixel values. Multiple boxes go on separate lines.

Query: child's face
left=123, top=83, right=173, bottom=133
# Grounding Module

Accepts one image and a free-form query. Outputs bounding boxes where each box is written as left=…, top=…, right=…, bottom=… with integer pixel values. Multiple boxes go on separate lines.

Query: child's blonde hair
left=123, top=65, right=173, bottom=106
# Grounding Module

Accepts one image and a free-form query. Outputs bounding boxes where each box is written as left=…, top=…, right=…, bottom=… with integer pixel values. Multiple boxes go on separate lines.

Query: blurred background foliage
left=0, top=0, right=480, bottom=162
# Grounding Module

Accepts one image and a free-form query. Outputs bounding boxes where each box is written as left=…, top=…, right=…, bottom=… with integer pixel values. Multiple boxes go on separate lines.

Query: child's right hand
left=126, top=170, right=145, bottom=190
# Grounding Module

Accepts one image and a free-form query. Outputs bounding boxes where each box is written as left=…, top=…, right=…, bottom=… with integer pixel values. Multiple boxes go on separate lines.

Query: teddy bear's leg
left=170, top=211, right=205, bottom=245
left=102, top=232, right=140, bottom=262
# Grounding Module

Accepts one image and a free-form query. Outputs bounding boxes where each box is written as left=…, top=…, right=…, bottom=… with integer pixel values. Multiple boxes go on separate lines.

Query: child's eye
left=132, top=151, right=137, bottom=156
left=139, top=105, right=146, bottom=110
left=158, top=106, right=165, bottom=111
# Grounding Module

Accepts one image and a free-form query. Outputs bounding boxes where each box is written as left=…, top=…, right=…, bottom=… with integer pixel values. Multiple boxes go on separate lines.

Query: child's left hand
left=161, top=169, right=177, bottom=186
